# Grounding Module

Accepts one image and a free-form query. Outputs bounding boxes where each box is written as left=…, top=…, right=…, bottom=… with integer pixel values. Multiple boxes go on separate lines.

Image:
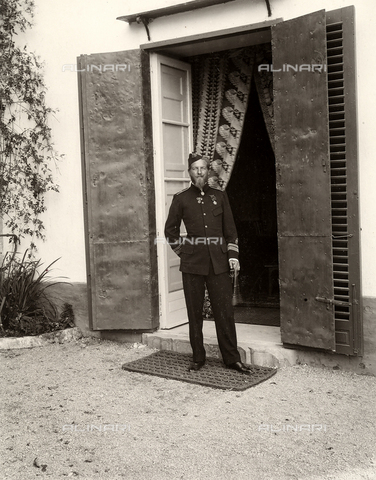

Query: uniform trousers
left=182, top=261, right=241, bottom=366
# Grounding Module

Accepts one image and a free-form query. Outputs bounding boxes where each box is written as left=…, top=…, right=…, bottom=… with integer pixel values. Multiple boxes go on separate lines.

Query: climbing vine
left=0, top=0, right=62, bottom=247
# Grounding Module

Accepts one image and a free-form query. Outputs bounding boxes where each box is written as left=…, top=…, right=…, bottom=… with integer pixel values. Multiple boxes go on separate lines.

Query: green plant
left=59, top=302, right=75, bottom=329
left=0, top=0, right=62, bottom=246
left=0, top=250, right=65, bottom=336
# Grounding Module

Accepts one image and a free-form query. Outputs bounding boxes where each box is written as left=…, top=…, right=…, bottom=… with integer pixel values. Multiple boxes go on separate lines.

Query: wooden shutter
left=78, top=50, right=158, bottom=330
left=272, top=10, right=335, bottom=351
left=273, top=8, right=362, bottom=354
left=326, top=6, right=362, bottom=355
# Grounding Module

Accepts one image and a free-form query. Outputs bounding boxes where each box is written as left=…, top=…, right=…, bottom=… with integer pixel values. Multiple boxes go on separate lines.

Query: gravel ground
left=1, top=337, right=376, bottom=480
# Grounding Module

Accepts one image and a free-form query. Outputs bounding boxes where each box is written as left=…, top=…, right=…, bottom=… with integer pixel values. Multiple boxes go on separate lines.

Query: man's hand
left=229, top=258, right=240, bottom=274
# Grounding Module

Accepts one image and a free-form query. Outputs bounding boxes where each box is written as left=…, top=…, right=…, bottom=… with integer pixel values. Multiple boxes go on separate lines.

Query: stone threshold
left=142, top=321, right=372, bottom=375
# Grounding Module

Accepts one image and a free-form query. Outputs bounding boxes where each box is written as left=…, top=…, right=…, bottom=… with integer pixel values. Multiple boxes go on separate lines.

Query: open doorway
left=226, top=77, right=280, bottom=326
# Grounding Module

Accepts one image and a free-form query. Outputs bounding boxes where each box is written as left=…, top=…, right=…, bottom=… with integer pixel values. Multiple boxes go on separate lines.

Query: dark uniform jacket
left=164, top=183, right=239, bottom=275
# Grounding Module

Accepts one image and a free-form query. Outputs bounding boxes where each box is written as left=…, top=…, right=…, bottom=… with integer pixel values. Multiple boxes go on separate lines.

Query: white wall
left=16, top=0, right=376, bottom=295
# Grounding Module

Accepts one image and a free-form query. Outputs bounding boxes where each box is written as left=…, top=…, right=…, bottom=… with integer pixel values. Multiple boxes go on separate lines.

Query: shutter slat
left=334, top=287, right=350, bottom=293
left=328, top=72, right=344, bottom=81
left=328, top=63, right=344, bottom=72
left=328, top=81, right=344, bottom=88
left=327, top=18, right=351, bottom=353
left=327, top=30, right=343, bottom=40
left=328, top=55, right=344, bottom=64
left=327, top=8, right=361, bottom=355
left=334, top=294, right=350, bottom=301
left=329, top=112, right=345, bottom=120
left=329, top=105, right=345, bottom=112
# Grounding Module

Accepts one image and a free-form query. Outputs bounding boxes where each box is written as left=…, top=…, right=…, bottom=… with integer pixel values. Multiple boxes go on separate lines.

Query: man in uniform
left=164, top=153, right=252, bottom=374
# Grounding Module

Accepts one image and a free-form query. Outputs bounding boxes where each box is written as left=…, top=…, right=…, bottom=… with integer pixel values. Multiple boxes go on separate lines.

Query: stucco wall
left=12, top=0, right=376, bottom=301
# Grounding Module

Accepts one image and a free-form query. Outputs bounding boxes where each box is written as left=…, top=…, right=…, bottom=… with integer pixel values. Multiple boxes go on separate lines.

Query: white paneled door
left=150, top=54, right=192, bottom=328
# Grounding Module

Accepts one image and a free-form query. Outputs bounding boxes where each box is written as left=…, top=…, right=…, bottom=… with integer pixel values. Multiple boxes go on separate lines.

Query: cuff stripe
left=228, top=243, right=239, bottom=253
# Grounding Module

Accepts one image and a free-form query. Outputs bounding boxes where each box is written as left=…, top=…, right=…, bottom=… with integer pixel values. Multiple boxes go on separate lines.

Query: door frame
left=148, top=24, right=279, bottom=331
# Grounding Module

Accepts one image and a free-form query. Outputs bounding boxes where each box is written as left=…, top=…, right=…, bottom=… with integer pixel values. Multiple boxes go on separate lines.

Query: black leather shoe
left=188, top=360, right=205, bottom=372
left=227, top=361, right=252, bottom=374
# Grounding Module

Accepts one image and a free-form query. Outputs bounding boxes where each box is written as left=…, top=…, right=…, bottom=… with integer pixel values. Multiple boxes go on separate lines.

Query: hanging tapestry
left=190, top=43, right=274, bottom=190
left=209, top=48, right=254, bottom=189
left=191, top=52, right=229, bottom=161
left=253, top=45, right=274, bottom=153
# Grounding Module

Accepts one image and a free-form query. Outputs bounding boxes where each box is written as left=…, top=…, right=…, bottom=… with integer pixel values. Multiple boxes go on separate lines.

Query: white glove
left=229, top=258, right=240, bottom=273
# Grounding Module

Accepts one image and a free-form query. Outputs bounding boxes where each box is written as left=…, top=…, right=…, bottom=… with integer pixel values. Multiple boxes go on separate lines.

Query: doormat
left=121, top=350, right=277, bottom=391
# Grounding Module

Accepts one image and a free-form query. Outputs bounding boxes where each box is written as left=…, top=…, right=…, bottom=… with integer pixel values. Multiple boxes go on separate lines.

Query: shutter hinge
left=315, top=296, right=352, bottom=307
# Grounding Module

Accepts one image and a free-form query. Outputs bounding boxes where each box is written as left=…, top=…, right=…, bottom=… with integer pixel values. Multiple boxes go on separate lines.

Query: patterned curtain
left=191, top=53, right=228, bottom=161
left=253, top=45, right=274, bottom=153
left=190, top=44, right=274, bottom=190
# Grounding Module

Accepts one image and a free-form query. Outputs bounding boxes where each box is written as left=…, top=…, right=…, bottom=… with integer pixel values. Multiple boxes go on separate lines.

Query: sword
left=231, top=269, right=243, bottom=306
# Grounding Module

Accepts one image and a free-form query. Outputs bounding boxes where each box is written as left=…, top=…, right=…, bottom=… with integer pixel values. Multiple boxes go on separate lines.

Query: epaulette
left=209, top=185, right=223, bottom=191
left=175, top=186, right=190, bottom=196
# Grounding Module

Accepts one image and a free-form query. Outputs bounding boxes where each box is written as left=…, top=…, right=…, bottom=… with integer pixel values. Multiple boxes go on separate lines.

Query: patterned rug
left=122, top=350, right=277, bottom=391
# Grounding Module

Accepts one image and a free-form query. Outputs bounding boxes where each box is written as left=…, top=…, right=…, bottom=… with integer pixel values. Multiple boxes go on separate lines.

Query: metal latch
left=315, top=296, right=352, bottom=307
